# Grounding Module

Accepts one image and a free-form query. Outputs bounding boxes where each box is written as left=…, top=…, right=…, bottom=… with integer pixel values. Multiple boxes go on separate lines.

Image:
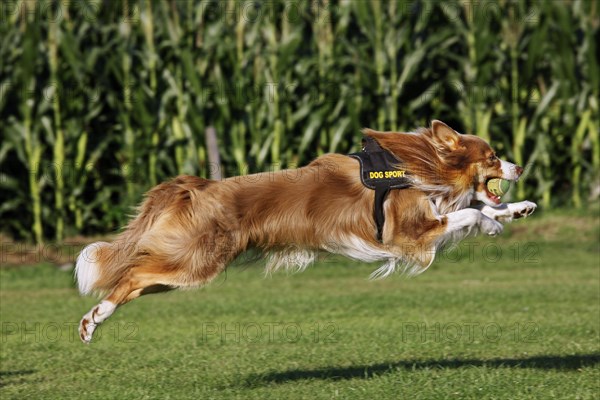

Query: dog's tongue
left=491, top=195, right=501, bottom=204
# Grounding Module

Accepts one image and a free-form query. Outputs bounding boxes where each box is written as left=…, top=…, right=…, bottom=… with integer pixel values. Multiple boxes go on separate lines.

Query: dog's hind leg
left=78, top=263, right=181, bottom=344
left=78, top=218, right=242, bottom=343
left=78, top=253, right=234, bottom=343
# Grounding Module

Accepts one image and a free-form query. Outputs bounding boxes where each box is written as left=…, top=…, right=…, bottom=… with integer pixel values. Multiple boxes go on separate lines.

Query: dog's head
left=427, top=120, right=523, bottom=206
left=363, top=120, right=523, bottom=206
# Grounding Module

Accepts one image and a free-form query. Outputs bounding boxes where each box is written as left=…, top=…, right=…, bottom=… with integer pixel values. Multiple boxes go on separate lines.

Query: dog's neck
left=431, top=190, right=475, bottom=215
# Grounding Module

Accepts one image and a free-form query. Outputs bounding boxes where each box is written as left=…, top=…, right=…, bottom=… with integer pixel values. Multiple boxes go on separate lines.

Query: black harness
left=348, top=137, right=411, bottom=242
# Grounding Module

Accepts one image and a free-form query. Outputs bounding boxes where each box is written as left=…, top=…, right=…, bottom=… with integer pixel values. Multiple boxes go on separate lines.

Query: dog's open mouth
left=484, top=177, right=502, bottom=205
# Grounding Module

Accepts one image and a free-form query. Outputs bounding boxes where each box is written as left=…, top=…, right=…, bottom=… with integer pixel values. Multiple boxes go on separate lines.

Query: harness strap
left=373, top=184, right=391, bottom=242
left=348, top=137, right=411, bottom=243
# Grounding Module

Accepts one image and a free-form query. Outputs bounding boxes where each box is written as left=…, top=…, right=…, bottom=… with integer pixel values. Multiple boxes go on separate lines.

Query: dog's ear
left=430, top=120, right=460, bottom=150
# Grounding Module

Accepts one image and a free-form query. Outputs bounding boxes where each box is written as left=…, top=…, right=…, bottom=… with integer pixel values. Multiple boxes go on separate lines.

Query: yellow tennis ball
left=487, top=178, right=511, bottom=196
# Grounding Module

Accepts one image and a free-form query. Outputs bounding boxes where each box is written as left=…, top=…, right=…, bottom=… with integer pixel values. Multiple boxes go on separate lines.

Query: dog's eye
left=488, top=154, right=496, bottom=162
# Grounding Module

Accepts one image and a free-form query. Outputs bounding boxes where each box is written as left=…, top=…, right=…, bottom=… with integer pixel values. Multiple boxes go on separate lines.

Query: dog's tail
left=75, top=206, right=156, bottom=296
left=75, top=241, right=134, bottom=296
left=75, top=176, right=216, bottom=296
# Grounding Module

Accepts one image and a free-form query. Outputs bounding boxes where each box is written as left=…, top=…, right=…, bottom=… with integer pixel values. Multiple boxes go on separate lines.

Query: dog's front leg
left=473, top=201, right=537, bottom=223
left=442, top=208, right=504, bottom=237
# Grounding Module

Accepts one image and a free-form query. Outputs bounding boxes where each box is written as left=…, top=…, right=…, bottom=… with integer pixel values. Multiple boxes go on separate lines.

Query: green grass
left=1, top=212, right=599, bottom=399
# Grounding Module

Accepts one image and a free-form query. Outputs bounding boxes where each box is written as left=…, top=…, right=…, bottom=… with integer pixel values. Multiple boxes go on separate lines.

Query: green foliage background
left=0, top=0, right=598, bottom=243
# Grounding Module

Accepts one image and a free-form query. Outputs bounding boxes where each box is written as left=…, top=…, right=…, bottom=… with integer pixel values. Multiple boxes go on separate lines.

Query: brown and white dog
left=75, top=120, right=536, bottom=343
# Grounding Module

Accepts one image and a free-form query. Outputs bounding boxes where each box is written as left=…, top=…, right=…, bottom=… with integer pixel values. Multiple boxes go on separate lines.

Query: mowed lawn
left=1, top=211, right=599, bottom=399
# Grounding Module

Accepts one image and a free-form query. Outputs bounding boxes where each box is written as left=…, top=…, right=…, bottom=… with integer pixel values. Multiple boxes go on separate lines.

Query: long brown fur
left=75, top=120, right=534, bottom=343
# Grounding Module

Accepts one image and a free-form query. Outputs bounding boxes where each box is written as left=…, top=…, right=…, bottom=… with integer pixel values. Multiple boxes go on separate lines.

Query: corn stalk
left=0, top=0, right=598, bottom=242
left=48, top=13, right=65, bottom=242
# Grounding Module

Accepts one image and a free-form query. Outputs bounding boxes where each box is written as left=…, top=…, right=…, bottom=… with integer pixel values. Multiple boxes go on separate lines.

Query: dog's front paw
left=508, top=201, right=537, bottom=219
left=480, top=216, right=504, bottom=236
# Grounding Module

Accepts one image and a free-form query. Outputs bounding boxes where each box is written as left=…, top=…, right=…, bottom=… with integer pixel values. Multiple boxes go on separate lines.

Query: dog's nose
left=515, top=165, right=524, bottom=176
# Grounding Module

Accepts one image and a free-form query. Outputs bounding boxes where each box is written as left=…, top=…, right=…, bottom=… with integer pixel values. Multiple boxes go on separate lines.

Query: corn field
left=0, top=0, right=598, bottom=244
